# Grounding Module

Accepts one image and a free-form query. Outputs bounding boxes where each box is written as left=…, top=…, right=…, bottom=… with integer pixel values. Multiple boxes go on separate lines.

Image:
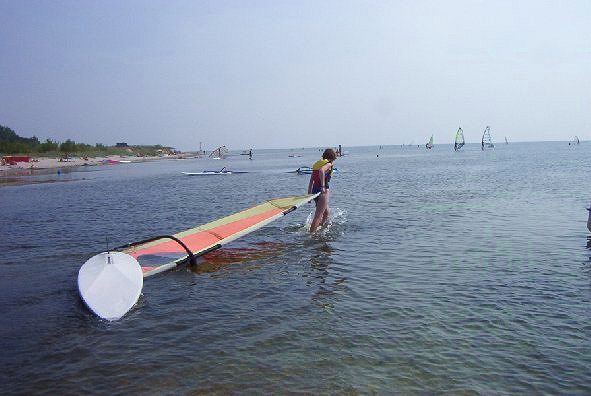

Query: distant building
left=116, top=142, right=128, bottom=147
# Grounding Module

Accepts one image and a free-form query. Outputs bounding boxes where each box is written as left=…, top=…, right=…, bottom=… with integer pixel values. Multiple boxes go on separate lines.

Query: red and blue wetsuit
left=310, top=159, right=333, bottom=195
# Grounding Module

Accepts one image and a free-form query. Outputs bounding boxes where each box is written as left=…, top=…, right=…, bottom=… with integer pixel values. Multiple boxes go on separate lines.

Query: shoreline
left=0, top=154, right=187, bottom=178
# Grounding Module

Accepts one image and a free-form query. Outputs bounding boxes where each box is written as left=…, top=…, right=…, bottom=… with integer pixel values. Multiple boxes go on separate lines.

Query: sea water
left=0, top=142, right=590, bottom=393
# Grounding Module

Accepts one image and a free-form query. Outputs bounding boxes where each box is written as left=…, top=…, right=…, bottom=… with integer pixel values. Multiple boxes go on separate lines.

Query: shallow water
left=1, top=142, right=590, bottom=394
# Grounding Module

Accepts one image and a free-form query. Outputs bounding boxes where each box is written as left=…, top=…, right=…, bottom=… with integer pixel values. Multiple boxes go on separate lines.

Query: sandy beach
left=0, top=154, right=186, bottom=177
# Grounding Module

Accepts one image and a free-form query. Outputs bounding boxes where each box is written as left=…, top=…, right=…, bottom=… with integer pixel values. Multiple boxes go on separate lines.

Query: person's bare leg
left=319, top=191, right=330, bottom=226
left=320, top=208, right=330, bottom=227
left=310, top=194, right=328, bottom=233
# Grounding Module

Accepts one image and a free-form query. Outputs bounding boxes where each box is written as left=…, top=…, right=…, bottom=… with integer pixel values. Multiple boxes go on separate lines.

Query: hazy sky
left=0, top=0, right=589, bottom=150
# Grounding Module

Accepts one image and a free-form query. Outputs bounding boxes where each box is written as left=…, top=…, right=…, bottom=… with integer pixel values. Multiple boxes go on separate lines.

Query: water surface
left=1, top=142, right=590, bottom=394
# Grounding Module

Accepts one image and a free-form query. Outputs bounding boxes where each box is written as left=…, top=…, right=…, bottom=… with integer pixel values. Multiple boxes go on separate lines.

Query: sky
left=0, top=0, right=589, bottom=151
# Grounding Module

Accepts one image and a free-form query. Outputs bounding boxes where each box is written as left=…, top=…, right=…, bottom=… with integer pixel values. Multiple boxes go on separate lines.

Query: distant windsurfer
left=308, top=148, right=337, bottom=232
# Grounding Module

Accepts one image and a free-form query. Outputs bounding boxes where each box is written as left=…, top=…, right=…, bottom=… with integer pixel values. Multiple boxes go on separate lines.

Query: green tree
left=38, top=139, right=59, bottom=153
left=59, top=139, right=76, bottom=153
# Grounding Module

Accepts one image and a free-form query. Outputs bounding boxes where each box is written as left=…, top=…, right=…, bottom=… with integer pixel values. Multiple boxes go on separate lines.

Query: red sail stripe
left=129, top=207, right=283, bottom=259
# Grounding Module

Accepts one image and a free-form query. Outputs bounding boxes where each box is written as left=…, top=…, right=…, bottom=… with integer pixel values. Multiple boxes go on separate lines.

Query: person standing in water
left=308, top=148, right=337, bottom=232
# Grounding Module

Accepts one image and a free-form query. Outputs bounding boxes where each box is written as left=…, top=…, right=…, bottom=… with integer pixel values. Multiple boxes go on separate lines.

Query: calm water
left=1, top=142, right=590, bottom=394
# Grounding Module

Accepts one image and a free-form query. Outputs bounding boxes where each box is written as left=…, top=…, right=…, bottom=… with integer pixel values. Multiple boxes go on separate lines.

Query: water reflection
left=309, top=242, right=332, bottom=274
left=308, top=242, right=347, bottom=311
left=191, top=241, right=288, bottom=273
left=0, top=166, right=90, bottom=186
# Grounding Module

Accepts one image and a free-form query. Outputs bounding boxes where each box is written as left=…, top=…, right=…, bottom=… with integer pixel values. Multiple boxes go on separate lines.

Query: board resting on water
left=182, top=169, right=248, bottom=175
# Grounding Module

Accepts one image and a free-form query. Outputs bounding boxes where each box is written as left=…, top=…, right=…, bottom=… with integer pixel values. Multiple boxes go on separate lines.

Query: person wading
left=307, top=148, right=337, bottom=232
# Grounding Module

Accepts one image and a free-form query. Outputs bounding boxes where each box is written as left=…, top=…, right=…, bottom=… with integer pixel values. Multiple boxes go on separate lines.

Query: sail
left=209, top=145, right=229, bottom=159
left=454, top=128, right=465, bottom=151
left=574, top=136, right=580, bottom=144
left=426, top=135, right=433, bottom=149
left=481, top=126, right=494, bottom=150
left=119, top=194, right=319, bottom=277
left=505, top=136, right=508, bottom=144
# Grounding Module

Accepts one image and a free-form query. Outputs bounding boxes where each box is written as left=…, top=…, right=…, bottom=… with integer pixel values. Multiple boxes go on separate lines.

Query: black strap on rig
left=116, top=235, right=198, bottom=266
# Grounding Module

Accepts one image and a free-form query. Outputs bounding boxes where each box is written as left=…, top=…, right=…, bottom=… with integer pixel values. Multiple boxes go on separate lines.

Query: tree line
left=0, top=124, right=171, bottom=157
